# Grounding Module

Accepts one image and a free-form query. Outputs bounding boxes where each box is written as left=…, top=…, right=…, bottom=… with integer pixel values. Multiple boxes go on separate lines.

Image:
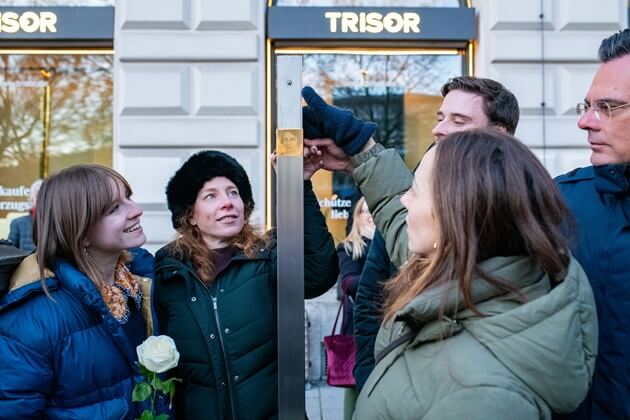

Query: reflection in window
left=275, top=0, right=462, bottom=6
left=0, top=54, right=113, bottom=238
left=299, top=53, right=460, bottom=242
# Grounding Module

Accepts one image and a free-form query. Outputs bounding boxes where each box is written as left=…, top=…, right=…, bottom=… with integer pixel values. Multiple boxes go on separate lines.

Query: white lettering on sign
left=330, top=209, right=349, bottom=220
left=318, top=197, right=352, bottom=208
left=319, top=197, right=352, bottom=220
left=325, top=11, right=420, bottom=34
left=0, top=11, right=57, bottom=33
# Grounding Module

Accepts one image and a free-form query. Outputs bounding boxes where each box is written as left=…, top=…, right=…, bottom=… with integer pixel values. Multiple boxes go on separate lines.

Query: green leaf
left=169, top=384, right=176, bottom=409
left=151, top=374, right=162, bottom=391
left=139, top=409, right=154, bottom=420
left=154, top=415, right=170, bottom=420
left=132, top=382, right=152, bottom=402
left=159, top=378, right=176, bottom=395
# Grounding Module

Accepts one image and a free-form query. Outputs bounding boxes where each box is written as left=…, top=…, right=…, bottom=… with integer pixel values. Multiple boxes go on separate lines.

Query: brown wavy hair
left=168, top=203, right=269, bottom=285
left=383, top=129, right=572, bottom=321
left=34, top=165, right=133, bottom=295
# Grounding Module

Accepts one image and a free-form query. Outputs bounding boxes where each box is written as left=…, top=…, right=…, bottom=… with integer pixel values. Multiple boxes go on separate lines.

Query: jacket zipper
left=212, top=294, right=237, bottom=420
left=159, top=263, right=237, bottom=420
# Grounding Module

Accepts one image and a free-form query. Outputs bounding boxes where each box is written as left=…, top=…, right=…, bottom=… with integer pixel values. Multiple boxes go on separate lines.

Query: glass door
left=271, top=48, right=463, bottom=241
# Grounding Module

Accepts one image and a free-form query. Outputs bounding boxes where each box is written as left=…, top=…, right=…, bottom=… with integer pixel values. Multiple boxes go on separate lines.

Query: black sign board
left=0, top=6, right=113, bottom=41
left=268, top=6, right=476, bottom=41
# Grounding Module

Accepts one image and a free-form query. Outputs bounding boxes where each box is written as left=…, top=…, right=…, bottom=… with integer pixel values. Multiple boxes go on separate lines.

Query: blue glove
left=303, top=106, right=326, bottom=140
left=302, top=86, right=377, bottom=156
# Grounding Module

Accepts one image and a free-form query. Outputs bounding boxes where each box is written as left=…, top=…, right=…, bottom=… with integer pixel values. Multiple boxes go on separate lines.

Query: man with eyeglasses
left=555, top=29, right=630, bottom=420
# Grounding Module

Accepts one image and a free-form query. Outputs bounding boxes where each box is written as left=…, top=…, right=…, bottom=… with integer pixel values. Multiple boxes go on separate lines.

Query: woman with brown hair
left=153, top=150, right=338, bottom=419
left=353, top=129, right=598, bottom=419
left=0, top=165, right=155, bottom=419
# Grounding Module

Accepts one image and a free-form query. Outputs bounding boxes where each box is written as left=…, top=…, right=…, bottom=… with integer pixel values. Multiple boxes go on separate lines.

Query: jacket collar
left=2, top=253, right=154, bottom=345
left=155, top=242, right=272, bottom=281
left=395, top=256, right=545, bottom=337
left=593, top=163, right=630, bottom=194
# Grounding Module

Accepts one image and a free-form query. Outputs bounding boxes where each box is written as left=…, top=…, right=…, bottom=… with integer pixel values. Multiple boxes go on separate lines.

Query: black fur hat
left=166, top=150, right=254, bottom=229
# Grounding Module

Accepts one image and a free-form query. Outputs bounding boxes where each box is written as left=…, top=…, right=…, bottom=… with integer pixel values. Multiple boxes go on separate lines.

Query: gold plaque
left=276, top=128, right=303, bottom=156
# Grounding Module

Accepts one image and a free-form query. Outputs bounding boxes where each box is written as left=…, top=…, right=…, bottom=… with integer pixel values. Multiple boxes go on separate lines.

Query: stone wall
left=473, top=0, right=628, bottom=176
left=114, top=0, right=266, bottom=252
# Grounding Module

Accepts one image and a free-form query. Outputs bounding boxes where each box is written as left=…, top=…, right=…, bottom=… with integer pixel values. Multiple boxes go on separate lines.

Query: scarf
left=100, top=260, right=143, bottom=324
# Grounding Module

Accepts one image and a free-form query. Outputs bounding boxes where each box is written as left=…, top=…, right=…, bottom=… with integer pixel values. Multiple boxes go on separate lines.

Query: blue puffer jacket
left=555, top=164, right=630, bottom=420
left=0, top=249, right=155, bottom=419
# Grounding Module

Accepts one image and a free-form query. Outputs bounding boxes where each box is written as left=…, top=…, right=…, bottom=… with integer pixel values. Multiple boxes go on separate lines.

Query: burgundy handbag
left=323, top=295, right=356, bottom=388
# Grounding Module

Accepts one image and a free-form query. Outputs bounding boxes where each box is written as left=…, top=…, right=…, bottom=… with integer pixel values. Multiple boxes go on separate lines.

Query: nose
left=577, top=107, right=600, bottom=132
left=432, top=121, right=447, bottom=140
left=400, top=190, right=410, bottom=210
left=220, top=194, right=234, bottom=209
left=128, top=199, right=143, bottom=219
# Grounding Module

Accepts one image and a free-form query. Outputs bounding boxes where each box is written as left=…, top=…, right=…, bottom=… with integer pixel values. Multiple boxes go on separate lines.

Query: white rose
left=136, top=335, right=180, bottom=373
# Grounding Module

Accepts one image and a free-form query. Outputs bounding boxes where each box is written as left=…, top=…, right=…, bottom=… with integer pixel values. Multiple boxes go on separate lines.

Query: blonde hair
left=340, top=197, right=370, bottom=261
left=34, top=165, right=133, bottom=294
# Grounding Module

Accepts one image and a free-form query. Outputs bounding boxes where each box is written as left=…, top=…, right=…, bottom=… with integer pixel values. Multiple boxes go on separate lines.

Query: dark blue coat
left=336, top=238, right=371, bottom=336
left=0, top=249, right=155, bottom=419
left=352, top=231, right=396, bottom=392
left=556, top=164, right=630, bottom=419
left=8, top=214, right=36, bottom=252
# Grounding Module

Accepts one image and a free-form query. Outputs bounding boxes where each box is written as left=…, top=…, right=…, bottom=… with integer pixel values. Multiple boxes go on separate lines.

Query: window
left=0, top=53, right=113, bottom=238
left=296, top=51, right=461, bottom=241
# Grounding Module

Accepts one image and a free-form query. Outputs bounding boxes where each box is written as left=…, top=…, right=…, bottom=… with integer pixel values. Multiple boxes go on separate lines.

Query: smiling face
left=432, top=89, right=492, bottom=141
left=191, top=177, right=245, bottom=249
left=578, top=54, right=630, bottom=165
left=85, top=179, right=146, bottom=258
left=400, top=147, right=439, bottom=256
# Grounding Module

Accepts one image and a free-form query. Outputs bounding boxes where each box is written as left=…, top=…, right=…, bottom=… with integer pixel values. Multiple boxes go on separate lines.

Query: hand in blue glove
left=302, top=86, right=377, bottom=156
left=303, top=106, right=326, bottom=140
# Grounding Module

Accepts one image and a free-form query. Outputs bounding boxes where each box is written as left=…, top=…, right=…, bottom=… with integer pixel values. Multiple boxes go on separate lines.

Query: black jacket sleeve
left=353, top=230, right=397, bottom=392
left=304, top=180, right=339, bottom=299
left=336, top=244, right=363, bottom=299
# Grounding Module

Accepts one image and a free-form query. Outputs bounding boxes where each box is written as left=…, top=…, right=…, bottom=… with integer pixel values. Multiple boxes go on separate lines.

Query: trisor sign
left=325, top=11, right=420, bottom=34
left=0, top=11, right=57, bottom=33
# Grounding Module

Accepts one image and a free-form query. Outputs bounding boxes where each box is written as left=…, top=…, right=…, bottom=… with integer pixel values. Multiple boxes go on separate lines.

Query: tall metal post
left=276, top=56, right=305, bottom=420
left=39, top=69, right=52, bottom=178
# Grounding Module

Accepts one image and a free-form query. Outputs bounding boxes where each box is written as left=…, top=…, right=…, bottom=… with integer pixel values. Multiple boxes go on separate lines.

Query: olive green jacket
left=351, top=143, right=412, bottom=268
left=353, top=256, right=598, bottom=420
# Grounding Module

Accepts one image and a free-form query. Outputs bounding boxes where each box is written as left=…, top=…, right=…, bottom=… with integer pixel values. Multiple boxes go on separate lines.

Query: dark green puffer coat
left=154, top=181, right=338, bottom=420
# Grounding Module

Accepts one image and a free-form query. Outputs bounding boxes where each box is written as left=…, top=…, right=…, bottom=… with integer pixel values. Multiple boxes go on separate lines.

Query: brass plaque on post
left=276, top=128, right=303, bottom=156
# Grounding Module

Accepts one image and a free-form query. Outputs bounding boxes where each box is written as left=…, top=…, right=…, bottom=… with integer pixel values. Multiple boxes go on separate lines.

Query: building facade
left=0, top=0, right=628, bottom=381
left=114, top=0, right=628, bottom=252
left=1, top=0, right=626, bottom=248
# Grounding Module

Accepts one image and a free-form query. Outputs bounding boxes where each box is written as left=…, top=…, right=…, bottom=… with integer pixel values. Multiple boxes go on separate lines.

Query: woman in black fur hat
left=153, top=150, right=338, bottom=419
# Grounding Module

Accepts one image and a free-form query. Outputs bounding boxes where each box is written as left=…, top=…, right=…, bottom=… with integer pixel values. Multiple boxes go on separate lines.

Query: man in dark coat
left=555, top=29, right=630, bottom=420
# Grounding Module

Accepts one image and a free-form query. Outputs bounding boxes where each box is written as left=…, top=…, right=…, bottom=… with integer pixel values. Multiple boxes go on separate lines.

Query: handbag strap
left=330, top=292, right=346, bottom=336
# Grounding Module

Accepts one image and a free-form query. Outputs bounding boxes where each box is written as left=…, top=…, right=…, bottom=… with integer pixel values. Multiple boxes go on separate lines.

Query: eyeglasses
left=576, top=100, right=630, bottom=121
